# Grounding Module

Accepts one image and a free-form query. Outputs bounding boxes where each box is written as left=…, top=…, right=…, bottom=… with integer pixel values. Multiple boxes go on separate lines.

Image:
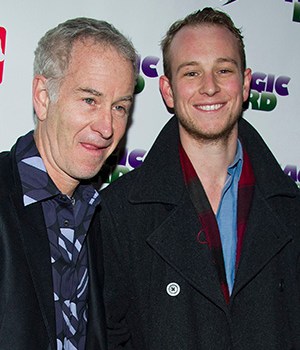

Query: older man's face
left=33, top=39, right=135, bottom=194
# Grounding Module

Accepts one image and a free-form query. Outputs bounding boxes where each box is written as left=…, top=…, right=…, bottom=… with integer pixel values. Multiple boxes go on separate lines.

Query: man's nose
left=91, top=108, right=113, bottom=140
left=198, top=73, right=220, bottom=96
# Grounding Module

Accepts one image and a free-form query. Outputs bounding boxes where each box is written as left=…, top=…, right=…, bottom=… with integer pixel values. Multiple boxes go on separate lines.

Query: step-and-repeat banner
left=1, top=0, right=299, bottom=186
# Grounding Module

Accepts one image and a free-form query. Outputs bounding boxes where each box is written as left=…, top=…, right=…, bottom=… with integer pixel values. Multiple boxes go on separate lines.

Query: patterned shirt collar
left=16, top=130, right=101, bottom=207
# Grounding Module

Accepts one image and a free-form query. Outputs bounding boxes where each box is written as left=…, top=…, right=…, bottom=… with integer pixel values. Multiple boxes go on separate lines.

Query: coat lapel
left=130, top=117, right=229, bottom=311
left=10, top=191, right=56, bottom=349
left=147, top=192, right=229, bottom=311
left=232, top=188, right=292, bottom=298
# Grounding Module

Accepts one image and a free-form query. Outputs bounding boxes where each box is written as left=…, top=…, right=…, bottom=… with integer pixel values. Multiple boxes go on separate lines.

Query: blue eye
left=113, top=105, right=128, bottom=116
left=83, top=98, right=95, bottom=105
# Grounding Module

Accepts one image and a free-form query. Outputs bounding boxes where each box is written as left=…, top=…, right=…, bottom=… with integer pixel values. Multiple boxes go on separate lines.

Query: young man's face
left=33, top=39, right=135, bottom=194
left=160, top=25, right=251, bottom=144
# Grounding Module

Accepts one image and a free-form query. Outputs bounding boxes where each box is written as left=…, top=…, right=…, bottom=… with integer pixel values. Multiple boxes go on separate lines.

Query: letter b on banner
left=0, top=27, right=7, bottom=84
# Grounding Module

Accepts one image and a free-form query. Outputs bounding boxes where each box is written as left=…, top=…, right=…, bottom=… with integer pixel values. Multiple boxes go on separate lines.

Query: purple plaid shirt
left=16, top=131, right=101, bottom=350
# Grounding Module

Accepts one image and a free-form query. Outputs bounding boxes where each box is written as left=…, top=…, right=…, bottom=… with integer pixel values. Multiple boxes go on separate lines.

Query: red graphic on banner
left=0, top=27, right=7, bottom=85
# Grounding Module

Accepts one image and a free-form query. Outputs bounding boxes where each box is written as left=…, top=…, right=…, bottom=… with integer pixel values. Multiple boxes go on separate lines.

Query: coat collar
left=128, top=116, right=185, bottom=205
left=238, top=117, right=298, bottom=199
left=129, top=116, right=298, bottom=205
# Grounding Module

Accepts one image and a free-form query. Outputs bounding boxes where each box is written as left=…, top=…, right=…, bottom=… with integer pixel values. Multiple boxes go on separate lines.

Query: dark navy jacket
left=100, top=117, right=300, bottom=349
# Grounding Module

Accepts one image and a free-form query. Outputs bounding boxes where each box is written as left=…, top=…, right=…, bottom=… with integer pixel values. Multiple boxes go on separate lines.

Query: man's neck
left=180, top=129, right=238, bottom=214
left=34, top=129, right=79, bottom=197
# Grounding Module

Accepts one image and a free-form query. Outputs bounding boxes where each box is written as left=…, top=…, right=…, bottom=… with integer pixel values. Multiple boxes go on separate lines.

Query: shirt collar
left=227, top=139, right=243, bottom=178
left=16, top=130, right=100, bottom=207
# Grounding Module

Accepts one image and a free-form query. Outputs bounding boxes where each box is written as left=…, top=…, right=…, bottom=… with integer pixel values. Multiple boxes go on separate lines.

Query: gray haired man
left=0, top=17, right=137, bottom=350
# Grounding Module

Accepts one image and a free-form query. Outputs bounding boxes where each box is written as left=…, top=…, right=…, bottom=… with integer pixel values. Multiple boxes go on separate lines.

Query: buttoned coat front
left=0, top=141, right=107, bottom=350
left=100, top=117, right=300, bottom=349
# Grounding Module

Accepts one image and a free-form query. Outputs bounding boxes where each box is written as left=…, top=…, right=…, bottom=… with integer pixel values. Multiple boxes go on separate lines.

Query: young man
left=0, top=17, right=137, bottom=349
left=100, top=8, right=300, bottom=349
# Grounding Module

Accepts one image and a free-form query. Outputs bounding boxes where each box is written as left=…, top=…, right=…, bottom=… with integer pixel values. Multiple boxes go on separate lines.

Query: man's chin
left=180, top=123, right=237, bottom=144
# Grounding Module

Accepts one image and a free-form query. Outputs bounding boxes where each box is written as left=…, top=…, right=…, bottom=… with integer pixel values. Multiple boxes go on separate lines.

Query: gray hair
left=34, top=17, right=138, bottom=101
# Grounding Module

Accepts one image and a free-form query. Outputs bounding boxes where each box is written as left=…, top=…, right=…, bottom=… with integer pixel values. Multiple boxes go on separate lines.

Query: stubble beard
left=177, top=109, right=243, bottom=145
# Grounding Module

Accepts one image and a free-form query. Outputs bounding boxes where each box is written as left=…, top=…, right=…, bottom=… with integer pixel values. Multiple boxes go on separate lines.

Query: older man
left=0, top=17, right=136, bottom=350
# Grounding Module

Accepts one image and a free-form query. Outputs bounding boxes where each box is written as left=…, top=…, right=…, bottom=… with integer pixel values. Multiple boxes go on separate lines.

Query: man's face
left=160, top=25, right=251, bottom=143
left=33, top=40, right=135, bottom=194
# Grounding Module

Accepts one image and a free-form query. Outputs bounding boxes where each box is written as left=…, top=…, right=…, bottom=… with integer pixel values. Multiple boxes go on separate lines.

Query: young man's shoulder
left=101, top=166, right=140, bottom=197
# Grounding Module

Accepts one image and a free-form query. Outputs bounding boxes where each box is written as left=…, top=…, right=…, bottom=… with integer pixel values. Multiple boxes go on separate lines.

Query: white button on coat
left=166, top=282, right=180, bottom=296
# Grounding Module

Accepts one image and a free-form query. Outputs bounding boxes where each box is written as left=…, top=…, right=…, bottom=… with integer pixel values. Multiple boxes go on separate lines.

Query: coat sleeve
left=100, top=201, right=135, bottom=350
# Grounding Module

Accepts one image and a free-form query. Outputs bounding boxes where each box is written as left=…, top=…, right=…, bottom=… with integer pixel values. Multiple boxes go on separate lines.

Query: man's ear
left=159, top=75, right=175, bottom=109
left=242, top=68, right=252, bottom=102
left=32, top=75, right=50, bottom=121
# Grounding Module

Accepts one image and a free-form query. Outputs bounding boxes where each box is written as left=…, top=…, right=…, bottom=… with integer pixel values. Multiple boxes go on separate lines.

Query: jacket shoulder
left=0, top=150, right=15, bottom=188
left=101, top=166, right=140, bottom=197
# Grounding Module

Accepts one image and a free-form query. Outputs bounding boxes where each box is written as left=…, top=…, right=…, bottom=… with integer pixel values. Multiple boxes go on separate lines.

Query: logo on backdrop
left=222, top=0, right=238, bottom=5
left=101, top=148, right=147, bottom=185
left=285, top=0, right=300, bottom=22
left=283, top=164, right=300, bottom=187
left=248, top=72, right=290, bottom=112
left=0, top=27, right=7, bottom=85
left=135, top=55, right=160, bottom=94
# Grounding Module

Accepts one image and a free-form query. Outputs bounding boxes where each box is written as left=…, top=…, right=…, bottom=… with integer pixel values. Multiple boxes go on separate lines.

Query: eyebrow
left=77, top=87, right=133, bottom=103
left=176, top=57, right=239, bottom=74
left=176, top=61, right=199, bottom=74
left=117, top=96, right=133, bottom=103
left=77, top=87, right=102, bottom=96
left=216, top=57, right=239, bottom=67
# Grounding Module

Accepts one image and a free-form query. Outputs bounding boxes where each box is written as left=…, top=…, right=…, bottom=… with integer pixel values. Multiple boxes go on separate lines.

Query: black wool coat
left=100, top=117, right=300, bottom=350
